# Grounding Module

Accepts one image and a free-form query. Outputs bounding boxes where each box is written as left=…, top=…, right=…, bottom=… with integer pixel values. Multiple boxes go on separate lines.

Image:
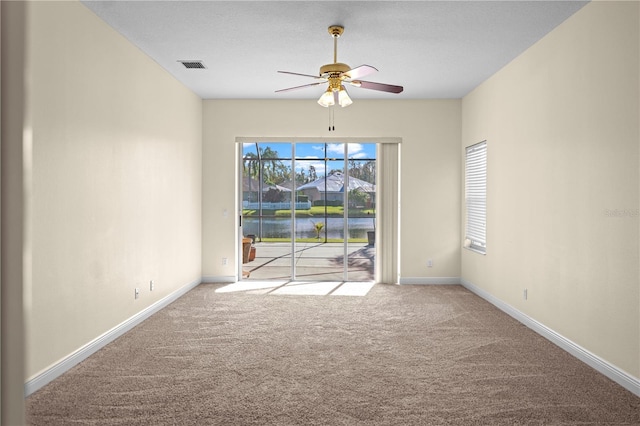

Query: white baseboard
left=461, top=278, right=640, bottom=397
left=201, top=275, right=236, bottom=283
left=399, top=277, right=460, bottom=285
left=25, top=278, right=202, bottom=397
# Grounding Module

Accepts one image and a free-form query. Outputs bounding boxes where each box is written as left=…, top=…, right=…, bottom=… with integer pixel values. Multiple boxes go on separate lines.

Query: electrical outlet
left=523, top=289, right=528, bottom=300
left=427, top=259, right=433, bottom=268
left=150, top=280, right=154, bottom=291
left=222, top=257, right=228, bottom=266
left=135, top=288, right=140, bottom=299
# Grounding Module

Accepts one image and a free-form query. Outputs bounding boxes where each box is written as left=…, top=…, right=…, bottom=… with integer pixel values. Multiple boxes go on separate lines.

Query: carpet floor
left=27, top=283, right=639, bottom=425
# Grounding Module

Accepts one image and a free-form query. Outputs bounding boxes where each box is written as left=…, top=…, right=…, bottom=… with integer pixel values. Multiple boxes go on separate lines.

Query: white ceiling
left=81, top=1, right=588, bottom=100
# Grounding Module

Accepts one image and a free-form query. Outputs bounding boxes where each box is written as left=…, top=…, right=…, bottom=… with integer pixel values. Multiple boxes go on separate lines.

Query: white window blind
left=376, top=142, right=400, bottom=284
left=465, top=141, right=487, bottom=254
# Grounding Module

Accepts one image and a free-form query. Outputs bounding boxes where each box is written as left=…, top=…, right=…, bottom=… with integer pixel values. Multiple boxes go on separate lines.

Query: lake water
left=243, top=216, right=375, bottom=240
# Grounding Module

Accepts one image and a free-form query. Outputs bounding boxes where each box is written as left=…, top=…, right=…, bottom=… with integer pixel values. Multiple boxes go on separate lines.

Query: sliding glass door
left=240, top=141, right=376, bottom=282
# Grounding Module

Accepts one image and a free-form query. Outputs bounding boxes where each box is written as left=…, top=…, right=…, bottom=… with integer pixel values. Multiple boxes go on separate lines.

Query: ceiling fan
left=276, top=25, right=404, bottom=107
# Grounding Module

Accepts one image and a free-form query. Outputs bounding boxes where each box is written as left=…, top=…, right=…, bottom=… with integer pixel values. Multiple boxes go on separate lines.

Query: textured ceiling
left=81, top=1, right=588, bottom=100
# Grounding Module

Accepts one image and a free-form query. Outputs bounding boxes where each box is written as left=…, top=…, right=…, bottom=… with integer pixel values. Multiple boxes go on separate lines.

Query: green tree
left=349, top=188, right=369, bottom=207
left=348, top=159, right=375, bottom=184
left=259, top=146, right=279, bottom=185
left=263, top=188, right=284, bottom=203
left=243, top=153, right=259, bottom=180
left=296, top=168, right=307, bottom=185
left=309, top=165, right=318, bottom=182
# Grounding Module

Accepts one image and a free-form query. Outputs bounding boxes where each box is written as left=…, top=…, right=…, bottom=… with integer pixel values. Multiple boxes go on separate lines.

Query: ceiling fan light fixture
left=338, top=86, right=353, bottom=107
left=317, top=88, right=336, bottom=107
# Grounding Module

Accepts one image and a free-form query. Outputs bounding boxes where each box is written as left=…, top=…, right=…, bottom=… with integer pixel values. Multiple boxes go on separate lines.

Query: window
left=464, top=141, right=487, bottom=254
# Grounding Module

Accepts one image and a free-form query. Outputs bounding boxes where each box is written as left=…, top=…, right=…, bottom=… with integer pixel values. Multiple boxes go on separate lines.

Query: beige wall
left=202, top=100, right=461, bottom=282
left=26, top=2, right=203, bottom=379
left=462, top=1, right=639, bottom=377
left=1, top=2, right=27, bottom=423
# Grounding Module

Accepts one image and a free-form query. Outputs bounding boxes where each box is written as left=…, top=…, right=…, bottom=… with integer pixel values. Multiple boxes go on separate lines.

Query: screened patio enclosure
left=240, top=141, right=377, bottom=282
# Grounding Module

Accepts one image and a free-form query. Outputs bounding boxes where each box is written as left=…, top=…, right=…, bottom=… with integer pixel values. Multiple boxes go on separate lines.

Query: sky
left=243, top=142, right=376, bottom=176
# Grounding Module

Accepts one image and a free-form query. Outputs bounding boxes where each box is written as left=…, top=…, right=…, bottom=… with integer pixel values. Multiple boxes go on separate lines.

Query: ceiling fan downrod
left=320, top=26, right=350, bottom=75
left=328, top=25, right=344, bottom=64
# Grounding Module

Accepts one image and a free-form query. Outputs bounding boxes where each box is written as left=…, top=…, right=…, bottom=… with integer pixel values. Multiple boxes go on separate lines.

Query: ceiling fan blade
left=343, top=64, right=378, bottom=80
left=350, top=80, right=404, bottom=94
left=278, top=70, right=323, bottom=79
left=275, top=82, right=325, bottom=93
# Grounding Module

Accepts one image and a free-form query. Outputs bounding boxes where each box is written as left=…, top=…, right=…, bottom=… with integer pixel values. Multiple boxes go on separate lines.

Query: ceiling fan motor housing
left=319, top=62, right=351, bottom=76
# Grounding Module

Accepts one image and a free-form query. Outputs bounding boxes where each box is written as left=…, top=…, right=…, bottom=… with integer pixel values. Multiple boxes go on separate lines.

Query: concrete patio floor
left=242, top=242, right=374, bottom=282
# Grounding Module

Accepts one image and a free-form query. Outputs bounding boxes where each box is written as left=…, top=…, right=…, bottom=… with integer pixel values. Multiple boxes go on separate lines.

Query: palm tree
left=259, top=146, right=279, bottom=185
left=243, top=152, right=259, bottom=178
left=312, top=221, right=324, bottom=240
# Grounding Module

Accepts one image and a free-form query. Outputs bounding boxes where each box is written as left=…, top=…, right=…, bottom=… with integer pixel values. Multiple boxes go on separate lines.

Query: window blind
left=376, top=142, right=400, bottom=284
left=465, top=141, right=487, bottom=254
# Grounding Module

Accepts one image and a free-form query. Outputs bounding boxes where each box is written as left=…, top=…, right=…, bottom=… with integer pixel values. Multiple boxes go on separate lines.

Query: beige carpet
left=27, top=284, right=639, bottom=425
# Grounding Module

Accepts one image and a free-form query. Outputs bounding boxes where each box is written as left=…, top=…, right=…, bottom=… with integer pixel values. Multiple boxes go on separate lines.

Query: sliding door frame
left=236, top=137, right=401, bottom=284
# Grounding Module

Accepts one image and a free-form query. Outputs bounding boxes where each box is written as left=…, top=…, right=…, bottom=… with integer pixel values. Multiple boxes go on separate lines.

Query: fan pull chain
left=328, top=107, right=335, bottom=131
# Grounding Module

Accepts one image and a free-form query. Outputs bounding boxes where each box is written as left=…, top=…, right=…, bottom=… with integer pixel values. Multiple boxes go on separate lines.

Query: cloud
left=326, top=144, right=344, bottom=156
left=348, top=143, right=365, bottom=155
left=326, top=143, right=366, bottom=156
left=295, top=160, right=326, bottom=174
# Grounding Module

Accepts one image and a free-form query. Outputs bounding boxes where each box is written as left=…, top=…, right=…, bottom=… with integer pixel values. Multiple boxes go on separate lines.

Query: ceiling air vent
left=178, top=60, right=206, bottom=69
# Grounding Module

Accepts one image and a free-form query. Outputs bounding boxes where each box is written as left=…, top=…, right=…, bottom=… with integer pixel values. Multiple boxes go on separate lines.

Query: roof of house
left=242, top=178, right=291, bottom=192
left=297, top=172, right=375, bottom=193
